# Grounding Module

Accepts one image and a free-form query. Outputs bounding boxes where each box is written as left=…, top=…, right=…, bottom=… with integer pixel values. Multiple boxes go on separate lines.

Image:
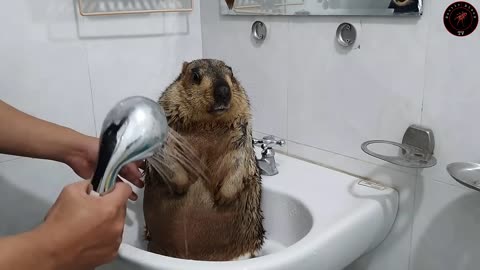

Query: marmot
left=143, top=59, right=265, bottom=261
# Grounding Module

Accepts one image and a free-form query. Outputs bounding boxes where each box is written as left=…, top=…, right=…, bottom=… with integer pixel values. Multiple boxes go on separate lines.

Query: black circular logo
left=444, top=1, right=478, bottom=37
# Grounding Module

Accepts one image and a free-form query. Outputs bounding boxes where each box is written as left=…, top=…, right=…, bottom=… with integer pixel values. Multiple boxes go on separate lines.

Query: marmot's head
left=160, top=59, right=251, bottom=125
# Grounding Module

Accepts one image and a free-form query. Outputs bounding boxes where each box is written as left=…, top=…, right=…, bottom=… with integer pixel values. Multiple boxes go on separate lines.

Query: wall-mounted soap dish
left=361, top=125, right=437, bottom=168
left=447, top=162, right=480, bottom=192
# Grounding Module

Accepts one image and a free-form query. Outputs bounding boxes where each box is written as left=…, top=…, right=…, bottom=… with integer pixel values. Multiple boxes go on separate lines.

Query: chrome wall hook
left=336, top=22, right=356, bottom=47
left=252, top=21, right=267, bottom=41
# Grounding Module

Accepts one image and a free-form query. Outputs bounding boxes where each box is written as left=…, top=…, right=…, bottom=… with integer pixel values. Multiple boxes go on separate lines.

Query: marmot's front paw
left=171, top=180, right=192, bottom=195
left=214, top=183, right=240, bottom=205
left=169, top=163, right=192, bottom=195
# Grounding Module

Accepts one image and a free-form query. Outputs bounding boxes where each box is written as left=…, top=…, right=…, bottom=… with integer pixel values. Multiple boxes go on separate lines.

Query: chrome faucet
left=253, top=135, right=285, bottom=176
left=91, top=96, right=168, bottom=195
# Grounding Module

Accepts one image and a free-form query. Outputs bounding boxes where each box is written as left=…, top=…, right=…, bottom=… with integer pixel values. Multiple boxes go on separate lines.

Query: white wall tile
left=0, top=43, right=95, bottom=136
left=85, top=2, right=203, bottom=132
left=0, top=0, right=97, bottom=158
left=287, top=15, right=427, bottom=167
left=420, top=0, right=480, bottom=187
left=410, top=177, right=480, bottom=270
left=201, top=0, right=289, bottom=139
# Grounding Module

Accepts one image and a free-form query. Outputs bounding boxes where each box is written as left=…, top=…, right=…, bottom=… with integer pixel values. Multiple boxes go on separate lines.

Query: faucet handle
left=253, top=135, right=286, bottom=149
left=262, top=135, right=286, bottom=147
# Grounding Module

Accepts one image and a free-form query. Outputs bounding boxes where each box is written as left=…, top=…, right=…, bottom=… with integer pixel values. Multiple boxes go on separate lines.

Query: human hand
left=40, top=180, right=132, bottom=270
left=63, top=135, right=144, bottom=200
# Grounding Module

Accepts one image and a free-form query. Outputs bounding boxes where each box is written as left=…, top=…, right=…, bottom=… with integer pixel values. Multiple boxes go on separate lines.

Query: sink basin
left=101, top=148, right=399, bottom=270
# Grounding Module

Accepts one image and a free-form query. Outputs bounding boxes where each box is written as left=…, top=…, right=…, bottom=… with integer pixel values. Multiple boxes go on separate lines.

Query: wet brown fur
left=143, top=59, right=265, bottom=261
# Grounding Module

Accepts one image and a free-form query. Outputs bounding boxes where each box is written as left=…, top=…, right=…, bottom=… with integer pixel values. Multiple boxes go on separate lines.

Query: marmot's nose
left=214, top=85, right=231, bottom=105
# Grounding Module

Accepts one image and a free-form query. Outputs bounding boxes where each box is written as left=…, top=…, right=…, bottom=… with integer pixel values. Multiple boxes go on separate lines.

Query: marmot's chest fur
left=143, top=59, right=265, bottom=261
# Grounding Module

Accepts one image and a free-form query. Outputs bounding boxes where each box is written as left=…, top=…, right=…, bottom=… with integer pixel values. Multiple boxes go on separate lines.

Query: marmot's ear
left=181, top=61, right=189, bottom=75
left=226, top=65, right=237, bottom=83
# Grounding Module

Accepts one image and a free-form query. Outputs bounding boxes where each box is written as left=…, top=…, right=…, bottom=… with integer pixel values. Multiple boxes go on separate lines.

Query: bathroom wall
left=201, top=1, right=480, bottom=270
left=0, top=0, right=202, bottom=239
left=0, top=0, right=477, bottom=269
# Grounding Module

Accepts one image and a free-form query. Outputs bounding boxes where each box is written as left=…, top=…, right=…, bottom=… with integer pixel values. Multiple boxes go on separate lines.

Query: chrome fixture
left=91, top=96, right=168, bottom=195
left=336, top=22, right=356, bottom=47
left=447, top=162, right=480, bottom=192
left=252, top=20, right=267, bottom=41
left=361, top=124, right=437, bottom=168
left=254, top=135, right=285, bottom=176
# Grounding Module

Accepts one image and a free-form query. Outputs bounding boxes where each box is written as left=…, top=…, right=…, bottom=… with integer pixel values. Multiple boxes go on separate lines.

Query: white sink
left=101, top=149, right=398, bottom=270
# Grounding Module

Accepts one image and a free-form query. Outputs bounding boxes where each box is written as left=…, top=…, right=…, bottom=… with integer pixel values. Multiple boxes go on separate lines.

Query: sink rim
left=116, top=151, right=399, bottom=269
left=118, top=184, right=316, bottom=267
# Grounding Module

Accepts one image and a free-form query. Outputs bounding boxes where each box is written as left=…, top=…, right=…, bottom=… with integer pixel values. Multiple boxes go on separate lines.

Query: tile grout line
left=286, top=16, right=290, bottom=156
left=430, top=176, right=468, bottom=189
left=418, top=5, right=431, bottom=125
left=84, top=45, right=98, bottom=137
left=286, top=138, right=417, bottom=176
left=407, top=169, right=420, bottom=270
left=252, top=130, right=417, bottom=177
left=408, top=8, right=434, bottom=269
left=198, top=0, right=205, bottom=58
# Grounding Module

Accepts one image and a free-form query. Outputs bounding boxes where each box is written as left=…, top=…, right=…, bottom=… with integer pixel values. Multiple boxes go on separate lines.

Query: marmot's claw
left=144, top=226, right=151, bottom=241
left=214, top=189, right=237, bottom=205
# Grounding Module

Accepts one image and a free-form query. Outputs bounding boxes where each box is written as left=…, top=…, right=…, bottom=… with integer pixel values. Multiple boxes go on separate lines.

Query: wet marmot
left=143, top=59, right=265, bottom=261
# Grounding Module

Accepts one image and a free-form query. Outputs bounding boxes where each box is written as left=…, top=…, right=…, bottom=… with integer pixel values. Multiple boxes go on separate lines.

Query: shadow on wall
left=411, top=184, right=480, bottom=270
left=0, top=175, right=51, bottom=236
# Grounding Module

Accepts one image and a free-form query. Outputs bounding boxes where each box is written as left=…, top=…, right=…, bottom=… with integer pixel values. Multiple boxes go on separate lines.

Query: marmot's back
left=143, top=59, right=265, bottom=261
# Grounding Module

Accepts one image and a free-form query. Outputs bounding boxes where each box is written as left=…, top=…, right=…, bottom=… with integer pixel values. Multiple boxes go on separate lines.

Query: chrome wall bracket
left=336, top=22, right=356, bottom=47
left=251, top=21, right=267, bottom=41
left=361, top=124, right=437, bottom=168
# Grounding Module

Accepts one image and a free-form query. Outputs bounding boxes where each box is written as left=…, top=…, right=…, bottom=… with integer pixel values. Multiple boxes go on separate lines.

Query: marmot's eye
left=192, top=72, right=201, bottom=84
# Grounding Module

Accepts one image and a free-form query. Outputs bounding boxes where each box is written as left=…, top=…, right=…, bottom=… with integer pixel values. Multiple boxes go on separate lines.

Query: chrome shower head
left=91, top=96, right=168, bottom=195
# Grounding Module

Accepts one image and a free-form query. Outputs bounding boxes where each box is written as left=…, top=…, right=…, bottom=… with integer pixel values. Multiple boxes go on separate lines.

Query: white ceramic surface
left=102, top=148, right=399, bottom=270
left=410, top=178, right=480, bottom=270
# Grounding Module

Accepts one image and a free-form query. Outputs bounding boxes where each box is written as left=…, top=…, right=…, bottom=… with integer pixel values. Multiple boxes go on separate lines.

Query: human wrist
left=59, top=128, right=95, bottom=164
left=29, top=224, right=67, bottom=270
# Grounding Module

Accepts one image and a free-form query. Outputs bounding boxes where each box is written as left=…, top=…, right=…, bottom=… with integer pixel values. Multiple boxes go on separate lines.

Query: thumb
left=103, top=181, right=133, bottom=206
left=69, top=179, right=93, bottom=194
